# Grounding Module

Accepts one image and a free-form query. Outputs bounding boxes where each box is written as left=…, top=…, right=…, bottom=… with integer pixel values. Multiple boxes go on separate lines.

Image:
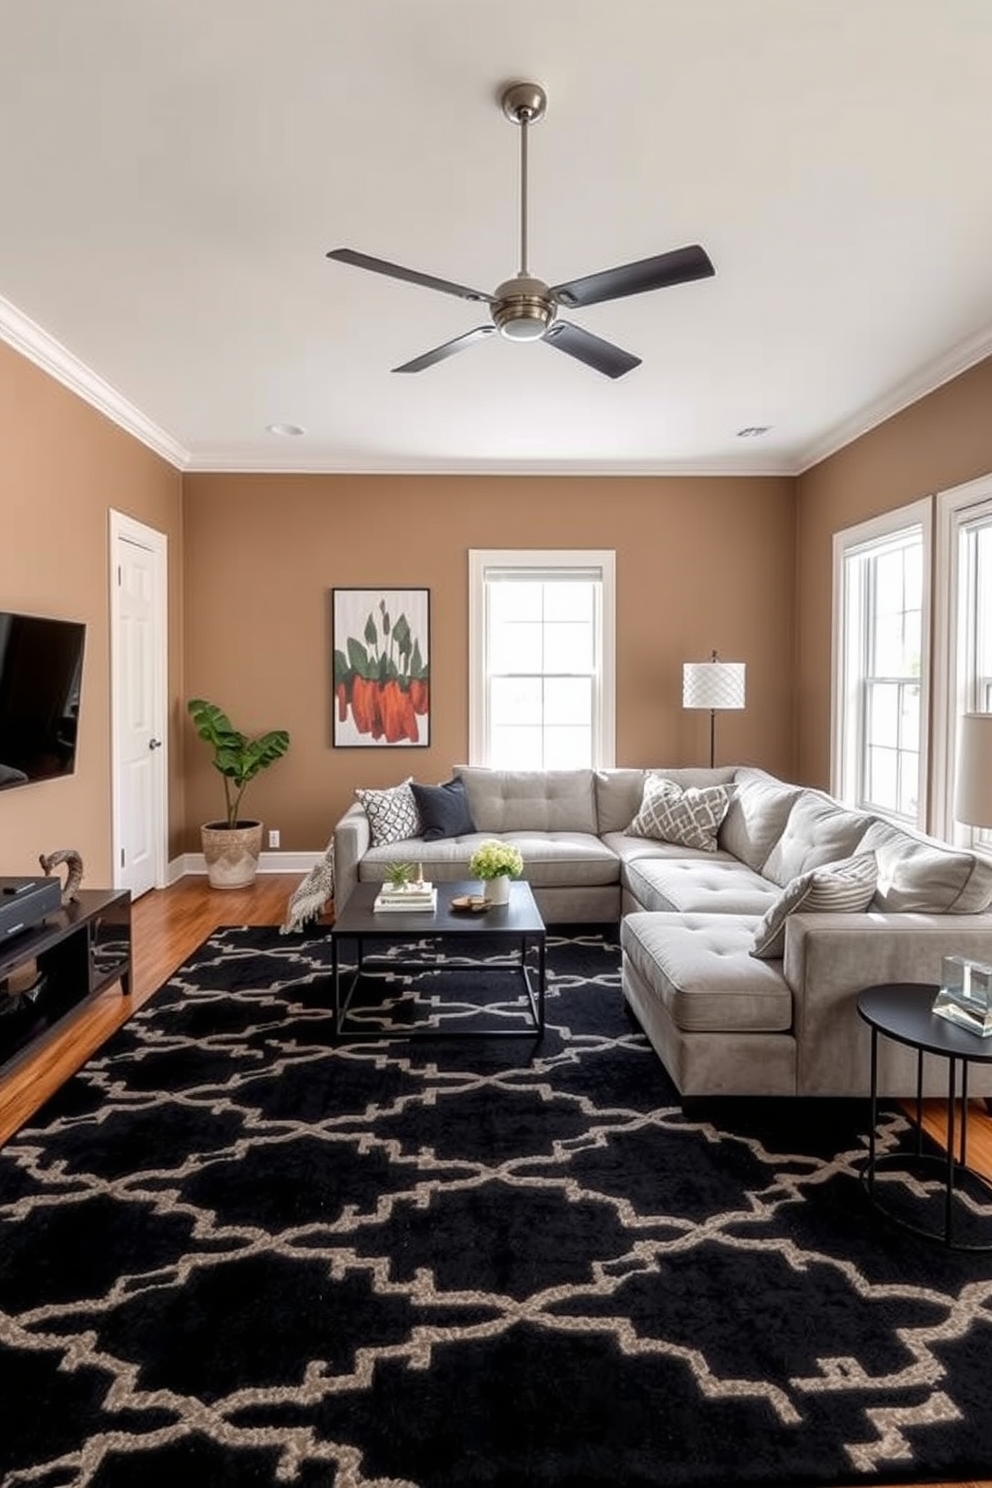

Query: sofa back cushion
left=718, top=768, right=802, bottom=872
left=859, top=818, right=992, bottom=913
left=762, top=791, right=872, bottom=888
left=453, top=767, right=598, bottom=834
left=595, top=766, right=735, bottom=835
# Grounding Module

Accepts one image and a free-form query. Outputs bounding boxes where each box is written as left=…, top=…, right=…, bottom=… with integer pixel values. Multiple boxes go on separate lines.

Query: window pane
left=544, top=621, right=593, bottom=672
left=544, top=677, right=591, bottom=725
left=898, top=748, right=920, bottom=819
left=543, top=582, right=593, bottom=622
left=490, top=622, right=543, bottom=674
left=491, top=726, right=543, bottom=769
left=868, top=682, right=899, bottom=748
left=867, top=746, right=898, bottom=812
left=872, top=614, right=907, bottom=675
left=543, top=726, right=591, bottom=768
left=874, top=549, right=906, bottom=614
left=490, top=677, right=541, bottom=725
left=489, top=582, right=541, bottom=623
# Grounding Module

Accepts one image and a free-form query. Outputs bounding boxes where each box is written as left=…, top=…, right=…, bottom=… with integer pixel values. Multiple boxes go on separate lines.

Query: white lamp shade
left=955, top=712, right=992, bottom=828
left=683, top=661, right=746, bottom=711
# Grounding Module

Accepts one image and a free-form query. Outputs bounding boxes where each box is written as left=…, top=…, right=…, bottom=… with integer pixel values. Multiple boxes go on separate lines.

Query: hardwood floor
left=0, top=875, right=989, bottom=1488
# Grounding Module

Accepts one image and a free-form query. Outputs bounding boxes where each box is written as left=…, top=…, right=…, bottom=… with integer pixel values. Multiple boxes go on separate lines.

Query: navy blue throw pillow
left=410, top=779, right=477, bottom=841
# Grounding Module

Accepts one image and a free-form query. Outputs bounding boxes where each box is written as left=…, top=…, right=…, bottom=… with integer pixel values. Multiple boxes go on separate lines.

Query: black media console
left=0, top=888, right=132, bottom=1078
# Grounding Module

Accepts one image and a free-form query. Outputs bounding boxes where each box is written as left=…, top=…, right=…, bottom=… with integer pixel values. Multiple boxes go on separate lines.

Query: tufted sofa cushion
left=718, top=767, right=802, bottom=871
left=761, top=792, right=872, bottom=888
left=623, top=854, right=780, bottom=916
left=622, top=912, right=793, bottom=1033
left=454, top=766, right=598, bottom=834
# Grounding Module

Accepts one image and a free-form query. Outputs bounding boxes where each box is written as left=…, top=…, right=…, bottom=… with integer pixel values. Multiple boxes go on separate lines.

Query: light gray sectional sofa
left=332, top=764, right=992, bottom=1099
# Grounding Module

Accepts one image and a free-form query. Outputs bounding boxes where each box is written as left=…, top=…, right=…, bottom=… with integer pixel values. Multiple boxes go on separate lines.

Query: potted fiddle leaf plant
left=187, top=698, right=290, bottom=889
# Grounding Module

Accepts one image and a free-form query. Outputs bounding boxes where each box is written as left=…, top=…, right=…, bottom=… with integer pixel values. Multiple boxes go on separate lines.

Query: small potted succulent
left=468, top=839, right=524, bottom=906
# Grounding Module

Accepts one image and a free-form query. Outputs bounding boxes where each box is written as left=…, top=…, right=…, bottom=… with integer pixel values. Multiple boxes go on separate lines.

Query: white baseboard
left=179, top=851, right=322, bottom=878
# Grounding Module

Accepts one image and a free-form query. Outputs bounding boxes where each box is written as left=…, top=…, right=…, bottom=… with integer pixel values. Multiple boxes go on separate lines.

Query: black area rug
left=2, top=926, right=992, bottom=1488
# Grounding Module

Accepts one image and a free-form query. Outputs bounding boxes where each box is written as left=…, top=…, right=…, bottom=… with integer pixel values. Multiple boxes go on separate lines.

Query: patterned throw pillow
left=751, top=851, right=878, bottom=959
left=625, top=777, right=732, bottom=853
left=355, top=778, right=422, bottom=847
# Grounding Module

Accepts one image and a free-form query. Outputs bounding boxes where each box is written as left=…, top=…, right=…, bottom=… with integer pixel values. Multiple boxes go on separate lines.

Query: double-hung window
left=468, top=550, right=615, bottom=769
left=832, top=501, right=930, bottom=826
left=934, top=474, right=992, bottom=846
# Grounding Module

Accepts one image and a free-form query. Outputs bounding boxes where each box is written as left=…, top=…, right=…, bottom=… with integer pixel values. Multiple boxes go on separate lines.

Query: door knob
left=149, top=738, right=162, bottom=750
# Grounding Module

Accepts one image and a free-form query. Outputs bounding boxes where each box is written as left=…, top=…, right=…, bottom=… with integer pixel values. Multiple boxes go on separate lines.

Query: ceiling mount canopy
left=327, top=79, right=716, bottom=379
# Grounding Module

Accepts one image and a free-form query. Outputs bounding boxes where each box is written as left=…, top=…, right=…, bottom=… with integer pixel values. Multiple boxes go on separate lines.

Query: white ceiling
left=2, top=0, right=992, bottom=477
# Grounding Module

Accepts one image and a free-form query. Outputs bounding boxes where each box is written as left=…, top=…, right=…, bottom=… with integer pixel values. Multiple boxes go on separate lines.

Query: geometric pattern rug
left=2, top=925, right=991, bottom=1488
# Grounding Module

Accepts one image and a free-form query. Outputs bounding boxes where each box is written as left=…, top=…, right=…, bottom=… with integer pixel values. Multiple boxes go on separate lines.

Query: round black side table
left=857, top=982, right=992, bottom=1250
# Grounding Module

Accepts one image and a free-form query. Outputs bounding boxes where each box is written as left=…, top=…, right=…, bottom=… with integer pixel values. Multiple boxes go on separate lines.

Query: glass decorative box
left=932, top=955, right=992, bottom=1036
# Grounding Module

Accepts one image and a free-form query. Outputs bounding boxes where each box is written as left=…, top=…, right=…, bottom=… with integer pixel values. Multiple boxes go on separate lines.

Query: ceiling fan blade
left=327, top=249, right=494, bottom=304
left=551, top=244, right=715, bottom=309
left=544, top=321, right=641, bottom=379
left=392, top=325, right=496, bottom=374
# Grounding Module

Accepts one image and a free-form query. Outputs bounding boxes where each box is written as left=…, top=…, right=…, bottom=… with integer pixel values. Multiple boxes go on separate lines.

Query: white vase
left=482, top=874, right=512, bottom=906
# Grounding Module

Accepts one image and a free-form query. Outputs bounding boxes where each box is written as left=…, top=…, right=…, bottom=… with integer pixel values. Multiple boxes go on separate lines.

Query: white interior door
left=110, top=512, right=167, bottom=898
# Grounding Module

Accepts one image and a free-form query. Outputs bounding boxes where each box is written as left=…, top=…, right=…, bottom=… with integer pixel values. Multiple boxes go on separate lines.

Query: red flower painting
left=332, top=589, right=430, bottom=747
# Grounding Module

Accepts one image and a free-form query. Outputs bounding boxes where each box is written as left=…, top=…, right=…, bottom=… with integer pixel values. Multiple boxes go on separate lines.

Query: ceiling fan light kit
left=327, top=80, right=715, bottom=378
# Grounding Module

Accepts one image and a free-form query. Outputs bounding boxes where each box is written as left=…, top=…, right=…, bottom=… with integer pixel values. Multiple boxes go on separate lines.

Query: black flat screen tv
left=0, top=612, right=86, bottom=790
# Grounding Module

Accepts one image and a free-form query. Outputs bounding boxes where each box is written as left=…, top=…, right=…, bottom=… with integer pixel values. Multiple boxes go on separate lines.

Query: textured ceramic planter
left=482, top=874, right=512, bottom=906
left=201, top=821, right=263, bottom=889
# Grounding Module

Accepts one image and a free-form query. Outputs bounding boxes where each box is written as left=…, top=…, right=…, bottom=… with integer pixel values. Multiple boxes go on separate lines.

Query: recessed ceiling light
left=266, top=422, right=306, bottom=437
left=736, top=425, right=771, bottom=438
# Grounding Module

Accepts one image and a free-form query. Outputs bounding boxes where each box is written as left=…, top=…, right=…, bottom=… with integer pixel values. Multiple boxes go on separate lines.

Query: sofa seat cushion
left=621, top=912, right=793, bottom=1033
left=761, top=791, right=872, bottom=887
left=360, top=831, right=619, bottom=888
left=454, top=767, right=598, bottom=834
left=622, top=854, right=781, bottom=915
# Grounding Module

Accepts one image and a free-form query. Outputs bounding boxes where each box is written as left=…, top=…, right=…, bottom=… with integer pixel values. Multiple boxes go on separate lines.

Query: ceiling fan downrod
left=494, top=81, right=553, bottom=342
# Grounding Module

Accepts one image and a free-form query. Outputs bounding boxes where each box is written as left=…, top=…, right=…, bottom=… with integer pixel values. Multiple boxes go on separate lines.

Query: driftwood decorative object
left=39, top=848, right=84, bottom=906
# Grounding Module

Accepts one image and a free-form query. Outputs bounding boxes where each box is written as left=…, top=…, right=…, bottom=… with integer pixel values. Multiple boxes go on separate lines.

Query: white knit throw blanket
left=279, top=844, right=335, bottom=934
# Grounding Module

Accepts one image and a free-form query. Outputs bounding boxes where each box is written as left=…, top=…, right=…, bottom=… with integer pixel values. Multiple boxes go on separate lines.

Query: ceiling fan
left=327, top=81, right=715, bottom=379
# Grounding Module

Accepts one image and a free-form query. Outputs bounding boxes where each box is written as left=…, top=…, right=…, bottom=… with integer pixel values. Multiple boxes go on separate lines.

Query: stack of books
left=373, top=880, right=437, bottom=914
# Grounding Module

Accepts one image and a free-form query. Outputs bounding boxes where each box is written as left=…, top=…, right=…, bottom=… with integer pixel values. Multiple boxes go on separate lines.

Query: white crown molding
left=0, top=293, right=188, bottom=470
left=183, top=451, right=800, bottom=478
left=797, top=322, right=992, bottom=473
left=5, top=286, right=991, bottom=481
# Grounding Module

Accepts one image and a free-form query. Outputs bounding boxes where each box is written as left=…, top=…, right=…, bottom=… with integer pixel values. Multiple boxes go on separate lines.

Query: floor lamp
left=682, top=651, right=746, bottom=767
left=955, top=712, right=992, bottom=835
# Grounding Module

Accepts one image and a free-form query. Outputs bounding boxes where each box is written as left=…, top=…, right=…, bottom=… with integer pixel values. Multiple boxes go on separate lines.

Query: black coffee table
left=330, top=879, right=546, bottom=1040
left=858, top=981, right=992, bottom=1250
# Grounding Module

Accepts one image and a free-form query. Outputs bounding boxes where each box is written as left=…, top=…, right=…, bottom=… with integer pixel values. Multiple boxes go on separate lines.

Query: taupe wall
left=9, top=318, right=992, bottom=878
left=0, top=341, right=185, bottom=880
left=182, top=474, right=796, bottom=851
left=795, top=355, right=992, bottom=789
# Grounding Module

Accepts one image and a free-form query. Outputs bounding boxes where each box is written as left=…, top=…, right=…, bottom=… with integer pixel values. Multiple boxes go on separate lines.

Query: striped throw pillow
left=751, top=851, right=878, bottom=959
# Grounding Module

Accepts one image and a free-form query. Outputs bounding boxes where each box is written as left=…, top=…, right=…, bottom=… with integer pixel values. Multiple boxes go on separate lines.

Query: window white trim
left=468, top=549, right=616, bottom=768
left=830, top=498, right=931, bottom=823
left=933, top=472, right=992, bottom=844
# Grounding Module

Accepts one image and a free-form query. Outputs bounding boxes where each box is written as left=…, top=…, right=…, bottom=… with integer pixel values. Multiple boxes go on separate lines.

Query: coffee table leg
left=945, top=1056, right=957, bottom=1245
left=868, top=1027, right=878, bottom=1202
left=332, top=934, right=340, bottom=1038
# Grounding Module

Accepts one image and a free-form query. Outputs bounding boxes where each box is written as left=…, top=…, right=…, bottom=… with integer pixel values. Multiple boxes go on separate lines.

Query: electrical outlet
left=268, top=829, right=280, bottom=849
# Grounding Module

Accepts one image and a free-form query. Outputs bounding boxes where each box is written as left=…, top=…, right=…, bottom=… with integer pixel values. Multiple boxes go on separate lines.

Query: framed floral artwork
left=332, top=588, right=430, bottom=747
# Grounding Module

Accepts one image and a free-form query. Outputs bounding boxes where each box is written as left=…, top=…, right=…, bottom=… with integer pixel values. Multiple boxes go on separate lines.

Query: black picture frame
left=332, top=587, right=430, bottom=748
